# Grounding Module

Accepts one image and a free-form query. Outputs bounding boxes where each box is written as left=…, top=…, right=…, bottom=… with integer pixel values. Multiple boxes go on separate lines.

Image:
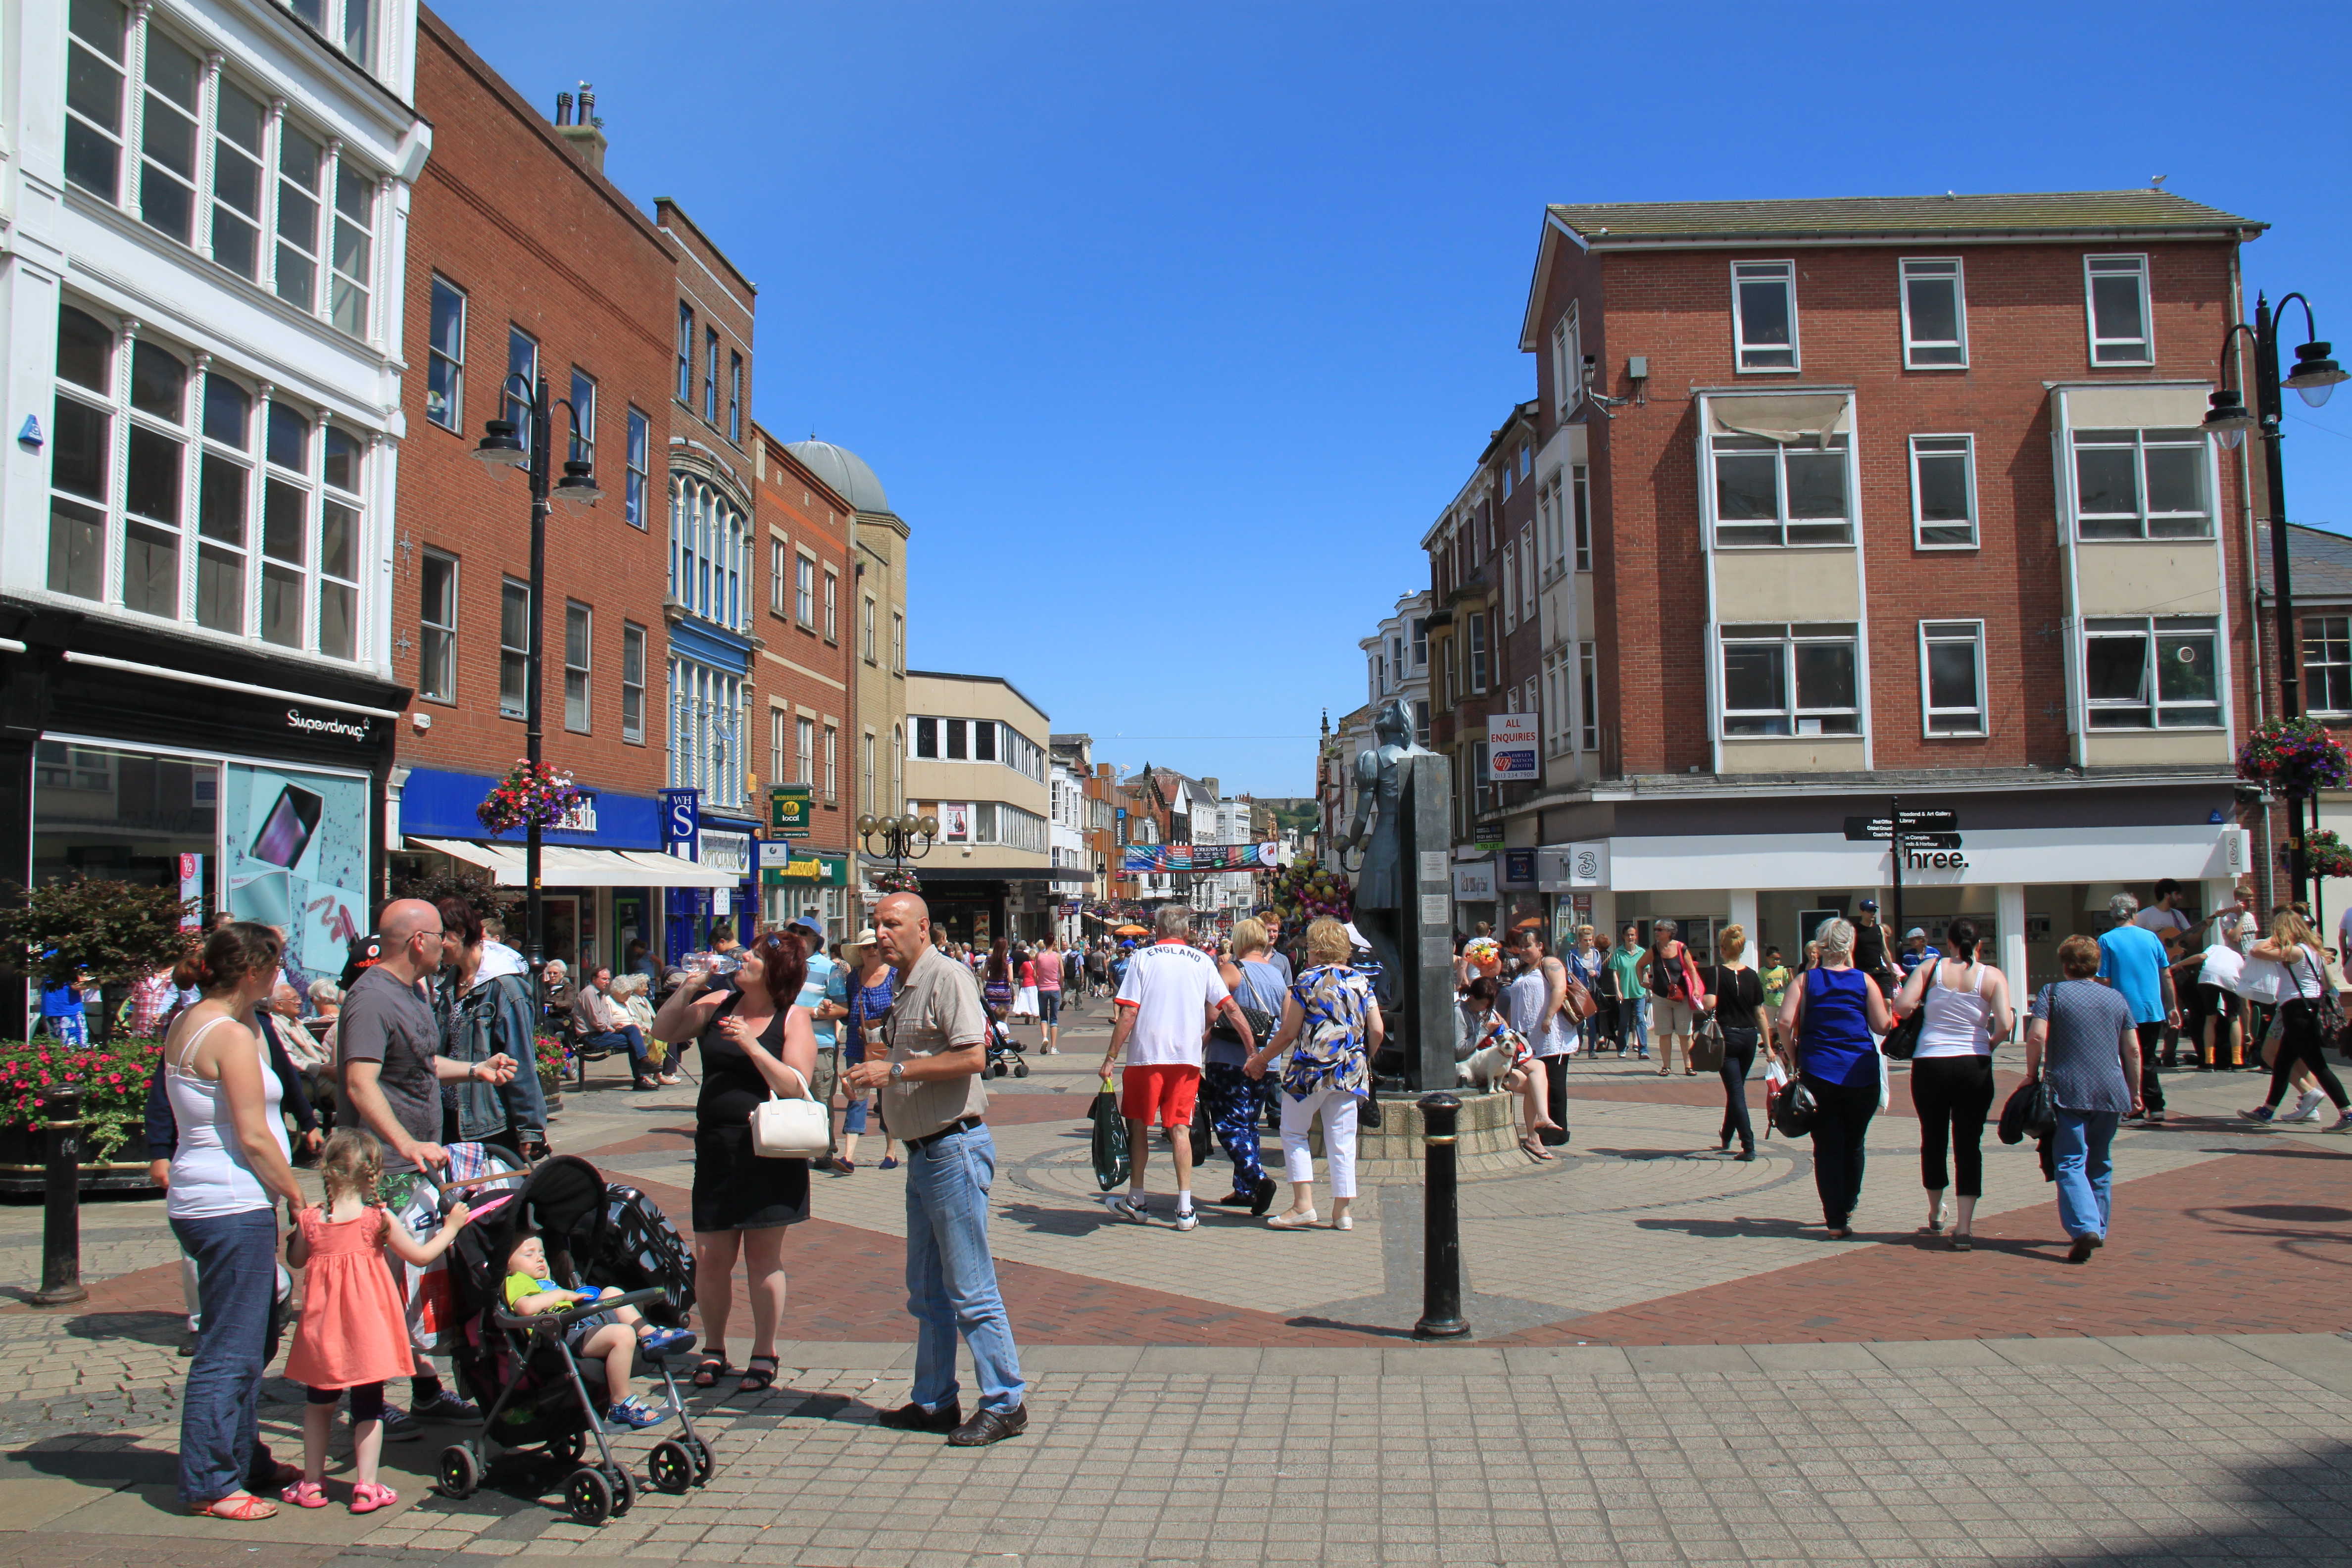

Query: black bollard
left=1412, top=1091, right=1469, bottom=1340
left=32, top=1086, right=88, bottom=1307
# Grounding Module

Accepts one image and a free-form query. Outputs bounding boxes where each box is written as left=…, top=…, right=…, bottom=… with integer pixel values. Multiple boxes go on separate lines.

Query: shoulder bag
left=749, top=1063, right=830, bottom=1159
left=1688, top=967, right=1727, bottom=1072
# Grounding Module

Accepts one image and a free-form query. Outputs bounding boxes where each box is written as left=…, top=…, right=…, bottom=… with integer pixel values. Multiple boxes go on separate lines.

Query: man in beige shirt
left=842, top=893, right=1028, bottom=1445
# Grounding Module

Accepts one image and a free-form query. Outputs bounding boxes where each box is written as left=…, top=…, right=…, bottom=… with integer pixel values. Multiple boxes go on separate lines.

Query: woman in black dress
left=650, top=928, right=818, bottom=1396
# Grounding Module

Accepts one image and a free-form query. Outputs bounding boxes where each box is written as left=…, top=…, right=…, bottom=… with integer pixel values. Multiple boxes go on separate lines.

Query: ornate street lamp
left=471, top=375, right=600, bottom=998
left=856, top=812, right=939, bottom=891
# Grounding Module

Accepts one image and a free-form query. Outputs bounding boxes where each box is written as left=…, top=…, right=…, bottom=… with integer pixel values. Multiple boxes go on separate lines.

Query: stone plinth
left=1308, top=1089, right=1533, bottom=1181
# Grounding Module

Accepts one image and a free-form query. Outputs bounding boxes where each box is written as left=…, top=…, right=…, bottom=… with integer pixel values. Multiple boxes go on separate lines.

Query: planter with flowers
left=477, top=760, right=588, bottom=836
left=2291, top=829, right=2352, bottom=882
left=0, top=1037, right=163, bottom=1192
left=2237, top=716, right=2352, bottom=798
left=870, top=867, right=923, bottom=894
left=535, top=1033, right=566, bottom=1110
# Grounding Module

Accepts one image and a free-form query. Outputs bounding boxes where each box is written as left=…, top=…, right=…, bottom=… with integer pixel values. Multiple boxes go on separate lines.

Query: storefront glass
left=33, top=740, right=216, bottom=893
left=220, top=761, right=370, bottom=990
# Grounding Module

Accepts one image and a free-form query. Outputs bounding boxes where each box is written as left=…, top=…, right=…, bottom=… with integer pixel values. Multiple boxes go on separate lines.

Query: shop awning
left=408, top=838, right=738, bottom=889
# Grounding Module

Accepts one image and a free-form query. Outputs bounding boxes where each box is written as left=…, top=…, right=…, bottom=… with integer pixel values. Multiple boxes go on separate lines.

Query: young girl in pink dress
left=282, top=1131, right=472, bottom=1513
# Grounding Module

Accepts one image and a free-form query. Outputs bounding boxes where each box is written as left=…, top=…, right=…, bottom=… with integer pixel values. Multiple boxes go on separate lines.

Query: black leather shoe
left=1250, top=1175, right=1278, bottom=1217
left=947, top=1403, right=1028, bottom=1446
left=877, top=1399, right=960, bottom=1433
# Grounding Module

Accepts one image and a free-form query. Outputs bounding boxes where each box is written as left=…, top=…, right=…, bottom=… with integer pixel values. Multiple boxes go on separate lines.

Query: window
left=212, top=82, right=266, bottom=280
left=1720, top=623, right=1860, bottom=736
left=1501, top=551, right=1516, bottom=632
left=329, top=164, right=373, bottom=336
left=945, top=719, right=967, bottom=761
left=1712, top=434, right=1851, bottom=547
left=568, top=368, right=595, bottom=466
left=915, top=717, right=938, bottom=759
left=795, top=553, right=815, bottom=626
left=670, top=476, right=744, bottom=628
left=65, top=0, right=128, bottom=200
left=1519, top=527, right=1535, bottom=621
left=499, top=579, right=529, bottom=719
left=621, top=623, right=645, bottom=743
left=318, top=428, right=361, bottom=658
left=196, top=366, right=251, bottom=632
left=1921, top=621, right=1985, bottom=735
left=669, top=657, right=746, bottom=809
left=1911, top=435, right=1977, bottom=548
left=703, top=327, right=718, bottom=423
left=975, top=720, right=997, bottom=763
left=1571, top=466, right=1592, bottom=570
left=1411, top=617, right=1428, bottom=668
left=864, top=732, right=877, bottom=813
left=1900, top=258, right=1967, bottom=368
left=2072, top=428, right=2209, bottom=539
left=1731, top=260, right=1798, bottom=371
left=1542, top=649, right=1564, bottom=756
left=338, top=0, right=374, bottom=64
left=275, top=124, right=324, bottom=310
left=140, top=29, right=200, bottom=245
left=824, top=724, right=838, bottom=803
left=2085, top=255, right=2153, bottom=365
left=1522, top=677, right=1537, bottom=723
left=1520, top=444, right=1531, bottom=481
left=2083, top=617, right=2220, bottom=729
left=768, top=538, right=786, bottom=614
left=823, top=568, right=838, bottom=641
left=769, top=708, right=787, bottom=787
left=418, top=550, right=456, bottom=700
left=503, top=328, right=537, bottom=452
left=728, top=352, right=742, bottom=443
left=863, top=596, right=877, bottom=662
left=257, top=402, right=314, bottom=647
left=1467, top=612, right=1488, bottom=693
left=560, top=602, right=590, bottom=732
left=2307, top=617, right=2352, bottom=715
left=1552, top=304, right=1582, bottom=415
left=676, top=304, right=693, bottom=402
left=624, top=408, right=649, bottom=528
left=893, top=612, right=904, bottom=672
left=425, top=278, right=464, bottom=432
left=1413, top=699, right=1431, bottom=747
left=1579, top=641, right=1599, bottom=752
left=797, top=716, right=815, bottom=785
left=116, top=340, right=188, bottom=619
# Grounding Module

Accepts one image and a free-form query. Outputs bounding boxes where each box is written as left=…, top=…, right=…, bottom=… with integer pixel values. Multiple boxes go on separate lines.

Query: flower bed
left=0, top=1038, right=159, bottom=1186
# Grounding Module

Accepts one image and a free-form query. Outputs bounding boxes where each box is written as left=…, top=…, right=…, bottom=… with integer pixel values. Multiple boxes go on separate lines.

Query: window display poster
left=224, top=762, right=369, bottom=990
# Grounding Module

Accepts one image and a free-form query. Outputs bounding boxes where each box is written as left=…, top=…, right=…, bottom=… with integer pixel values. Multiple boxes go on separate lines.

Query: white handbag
left=749, top=1064, right=830, bottom=1160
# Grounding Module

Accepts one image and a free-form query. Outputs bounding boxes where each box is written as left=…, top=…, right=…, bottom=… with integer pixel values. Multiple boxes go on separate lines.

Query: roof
left=785, top=440, right=890, bottom=515
left=2258, top=523, right=2352, bottom=601
left=1546, top=190, right=2263, bottom=245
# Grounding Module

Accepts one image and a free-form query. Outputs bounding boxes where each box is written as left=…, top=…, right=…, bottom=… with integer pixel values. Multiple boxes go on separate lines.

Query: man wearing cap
left=1902, top=927, right=1940, bottom=970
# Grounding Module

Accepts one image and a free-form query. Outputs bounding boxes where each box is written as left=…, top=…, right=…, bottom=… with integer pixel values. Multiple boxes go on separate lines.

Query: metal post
left=525, top=375, right=552, bottom=1006
left=2253, top=295, right=2309, bottom=906
left=1412, top=1091, right=1469, bottom=1340
left=1889, top=793, right=1904, bottom=948
left=32, top=1087, right=87, bottom=1306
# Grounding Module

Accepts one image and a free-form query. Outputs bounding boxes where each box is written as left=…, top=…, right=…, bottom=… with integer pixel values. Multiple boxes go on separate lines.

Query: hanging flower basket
left=871, top=867, right=923, bottom=894
left=2237, top=717, right=2351, bottom=797
left=476, top=760, right=587, bottom=836
left=2297, top=829, right=2352, bottom=882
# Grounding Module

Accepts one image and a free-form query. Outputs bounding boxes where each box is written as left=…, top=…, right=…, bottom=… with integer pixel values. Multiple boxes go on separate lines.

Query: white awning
left=407, top=838, right=737, bottom=889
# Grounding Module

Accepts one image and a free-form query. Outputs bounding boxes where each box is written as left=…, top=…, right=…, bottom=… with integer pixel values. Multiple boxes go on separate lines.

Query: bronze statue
left=1345, top=698, right=1429, bottom=1007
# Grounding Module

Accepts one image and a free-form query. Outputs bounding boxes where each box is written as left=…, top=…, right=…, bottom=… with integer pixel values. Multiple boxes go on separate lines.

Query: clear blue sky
left=438, top=0, right=2352, bottom=799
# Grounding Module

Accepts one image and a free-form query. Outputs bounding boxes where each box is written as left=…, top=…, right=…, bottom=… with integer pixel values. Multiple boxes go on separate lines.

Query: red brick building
left=387, top=8, right=733, bottom=973
left=1442, top=190, right=2267, bottom=987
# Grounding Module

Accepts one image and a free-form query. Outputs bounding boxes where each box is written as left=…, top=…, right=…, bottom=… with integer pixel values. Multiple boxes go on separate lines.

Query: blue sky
left=438, top=0, right=2352, bottom=798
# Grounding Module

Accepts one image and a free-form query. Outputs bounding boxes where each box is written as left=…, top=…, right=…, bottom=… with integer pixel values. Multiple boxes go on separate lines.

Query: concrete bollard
left=32, top=1086, right=88, bottom=1307
left=1412, top=1091, right=1469, bottom=1340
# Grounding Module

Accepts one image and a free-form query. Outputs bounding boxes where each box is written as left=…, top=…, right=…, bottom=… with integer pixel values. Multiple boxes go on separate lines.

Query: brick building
left=387, top=8, right=733, bottom=974
left=749, top=429, right=858, bottom=939
left=1445, top=189, right=2267, bottom=988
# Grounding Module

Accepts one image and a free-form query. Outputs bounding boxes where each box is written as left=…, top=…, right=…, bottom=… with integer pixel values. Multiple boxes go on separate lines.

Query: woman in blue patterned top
left=1244, top=918, right=1383, bottom=1232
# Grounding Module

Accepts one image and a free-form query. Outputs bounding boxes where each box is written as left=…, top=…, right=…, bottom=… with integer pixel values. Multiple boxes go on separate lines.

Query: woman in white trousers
left=1245, top=917, right=1383, bottom=1231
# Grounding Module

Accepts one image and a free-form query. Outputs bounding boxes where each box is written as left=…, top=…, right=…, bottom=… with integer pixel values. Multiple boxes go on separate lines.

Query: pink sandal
left=349, top=1481, right=398, bottom=1514
left=281, top=1479, right=329, bottom=1509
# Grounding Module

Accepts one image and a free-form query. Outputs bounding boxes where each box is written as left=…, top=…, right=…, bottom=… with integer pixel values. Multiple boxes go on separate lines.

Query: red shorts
left=1119, top=1063, right=1201, bottom=1127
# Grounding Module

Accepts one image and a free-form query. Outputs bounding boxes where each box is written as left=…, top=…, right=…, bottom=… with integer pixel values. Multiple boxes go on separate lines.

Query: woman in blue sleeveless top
left=1774, top=917, right=1893, bottom=1238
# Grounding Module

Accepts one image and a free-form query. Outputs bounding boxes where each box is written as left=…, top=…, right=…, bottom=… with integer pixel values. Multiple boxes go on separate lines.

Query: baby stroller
left=984, top=1011, right=1028, bottom=1079
left=428, top=1154, right=717, bottom=1524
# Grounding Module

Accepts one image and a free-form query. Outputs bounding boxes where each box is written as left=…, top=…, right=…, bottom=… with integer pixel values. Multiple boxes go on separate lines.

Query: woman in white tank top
left=1890, top=919, right=2014, bottom=1251
left=162, top=923, right=306, bottom=1521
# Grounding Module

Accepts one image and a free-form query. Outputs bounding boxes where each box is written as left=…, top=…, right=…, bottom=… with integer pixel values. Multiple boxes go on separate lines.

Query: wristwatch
left=889, top=1061, right=905, bottom=1083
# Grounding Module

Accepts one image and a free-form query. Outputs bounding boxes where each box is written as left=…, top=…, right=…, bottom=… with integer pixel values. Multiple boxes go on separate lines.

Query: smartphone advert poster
left=224, top=763, right=368, bottom=986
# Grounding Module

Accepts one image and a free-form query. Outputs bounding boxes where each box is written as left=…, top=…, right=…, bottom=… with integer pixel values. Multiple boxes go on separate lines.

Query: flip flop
left=690, top=1356, right=735, bottom=1388
left=190, top=1493, right=278, bottom=1521
left=736, top=1355, right=780, bottom=1394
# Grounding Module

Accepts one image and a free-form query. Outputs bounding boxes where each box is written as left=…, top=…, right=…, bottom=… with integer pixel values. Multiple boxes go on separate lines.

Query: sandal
left=349, top=1481, right=398, bottom=1514
left=1950, top=1233, right=1974, bottom=1252
left=280, top=1480, right=329, bottom=1510
left=691, top=1356, right=736, bottom=1388
left=736, top=1355, right=780, bottom=1394
left=190, top=1492, right=278, bottom=1520
left=1519, top=1136, right=1556, bottom=1162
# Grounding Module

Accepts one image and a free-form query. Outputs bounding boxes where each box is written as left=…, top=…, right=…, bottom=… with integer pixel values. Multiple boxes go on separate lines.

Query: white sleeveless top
left=1914, top=959, right=1994, bottom=1059
left=164, top=1013, right=287, bottom=1220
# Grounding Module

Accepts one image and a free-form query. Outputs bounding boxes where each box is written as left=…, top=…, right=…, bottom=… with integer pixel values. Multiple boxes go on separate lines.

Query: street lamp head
left=856, top=814, right=878, bottom=836
left=2202, top=388, right=2256, bottom=448
left=917, top=814, right=939, bottom=838
left=471, top=419, right=528, bottom=470
left=552, top=458, right=605, bottom=509
left=2285, top=340, right=2349, bottom=408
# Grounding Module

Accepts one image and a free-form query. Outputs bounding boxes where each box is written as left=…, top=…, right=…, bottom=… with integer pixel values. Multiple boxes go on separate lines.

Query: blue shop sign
left=399, top=767, right=660, bottom=848
left=659, top=788, right=701, bottom=858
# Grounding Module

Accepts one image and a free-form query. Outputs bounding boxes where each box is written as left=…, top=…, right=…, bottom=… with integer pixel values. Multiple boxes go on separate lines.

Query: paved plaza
left=0, top=1001, right=2347, bottom=1566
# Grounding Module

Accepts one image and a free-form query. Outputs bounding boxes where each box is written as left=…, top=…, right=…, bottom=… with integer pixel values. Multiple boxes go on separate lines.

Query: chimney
left=554, top=91, right=572, bottom=125
left=554, top=80, right=608, bottom=173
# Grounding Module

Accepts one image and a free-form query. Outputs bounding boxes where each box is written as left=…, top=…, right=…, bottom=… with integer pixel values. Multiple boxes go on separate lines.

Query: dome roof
left=784, top=439, right=889, bottom=514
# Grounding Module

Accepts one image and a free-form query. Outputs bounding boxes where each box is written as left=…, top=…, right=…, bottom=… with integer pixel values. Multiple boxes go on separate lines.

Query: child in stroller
left=984, top=1004, right=1028, bottom=1079
left=433, top=1154, right=717, bottom=1525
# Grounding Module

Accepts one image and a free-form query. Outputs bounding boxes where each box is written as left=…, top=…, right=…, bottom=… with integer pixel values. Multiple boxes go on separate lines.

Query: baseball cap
left=1858, top=898, right=1879, bottom=912
left=787, top=916, right=826, bottom=941
left=338, top=932, right=385, bottom=988
left=1905, top=927, right=1926, bottom=939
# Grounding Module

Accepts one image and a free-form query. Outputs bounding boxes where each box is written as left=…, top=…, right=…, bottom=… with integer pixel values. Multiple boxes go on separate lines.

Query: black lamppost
left=857, top=811, right=939, bottom=889
left=2204, top=291, right=2349, bottom=905
left=471, top=374, right=601, bottom=999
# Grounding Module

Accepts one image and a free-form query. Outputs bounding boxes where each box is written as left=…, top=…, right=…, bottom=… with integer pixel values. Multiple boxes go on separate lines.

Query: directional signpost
left=1847, top=800, right=1963, bottom=938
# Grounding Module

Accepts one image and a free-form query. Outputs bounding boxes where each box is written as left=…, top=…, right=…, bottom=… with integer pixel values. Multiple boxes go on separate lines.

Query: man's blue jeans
left=903, top=1123, right=1026, bottom=1416
left=2053, top=1108, right=2121, bottom=1242
left=580, top=1026, right=650, bottom=1074
left=170, top=1208, right=279, bottom=1506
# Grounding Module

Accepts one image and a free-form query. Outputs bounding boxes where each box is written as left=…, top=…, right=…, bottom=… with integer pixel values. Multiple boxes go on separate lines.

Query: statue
left=1345, top=698, right=1430, bottom=1013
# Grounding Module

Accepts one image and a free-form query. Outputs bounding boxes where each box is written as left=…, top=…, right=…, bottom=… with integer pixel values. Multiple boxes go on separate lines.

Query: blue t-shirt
left=2096, top=924, right=2170, bottom=1025
left=797, top=951, right=837, bottom=1047
left=1797, top=967, right=1879, bottom=1087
